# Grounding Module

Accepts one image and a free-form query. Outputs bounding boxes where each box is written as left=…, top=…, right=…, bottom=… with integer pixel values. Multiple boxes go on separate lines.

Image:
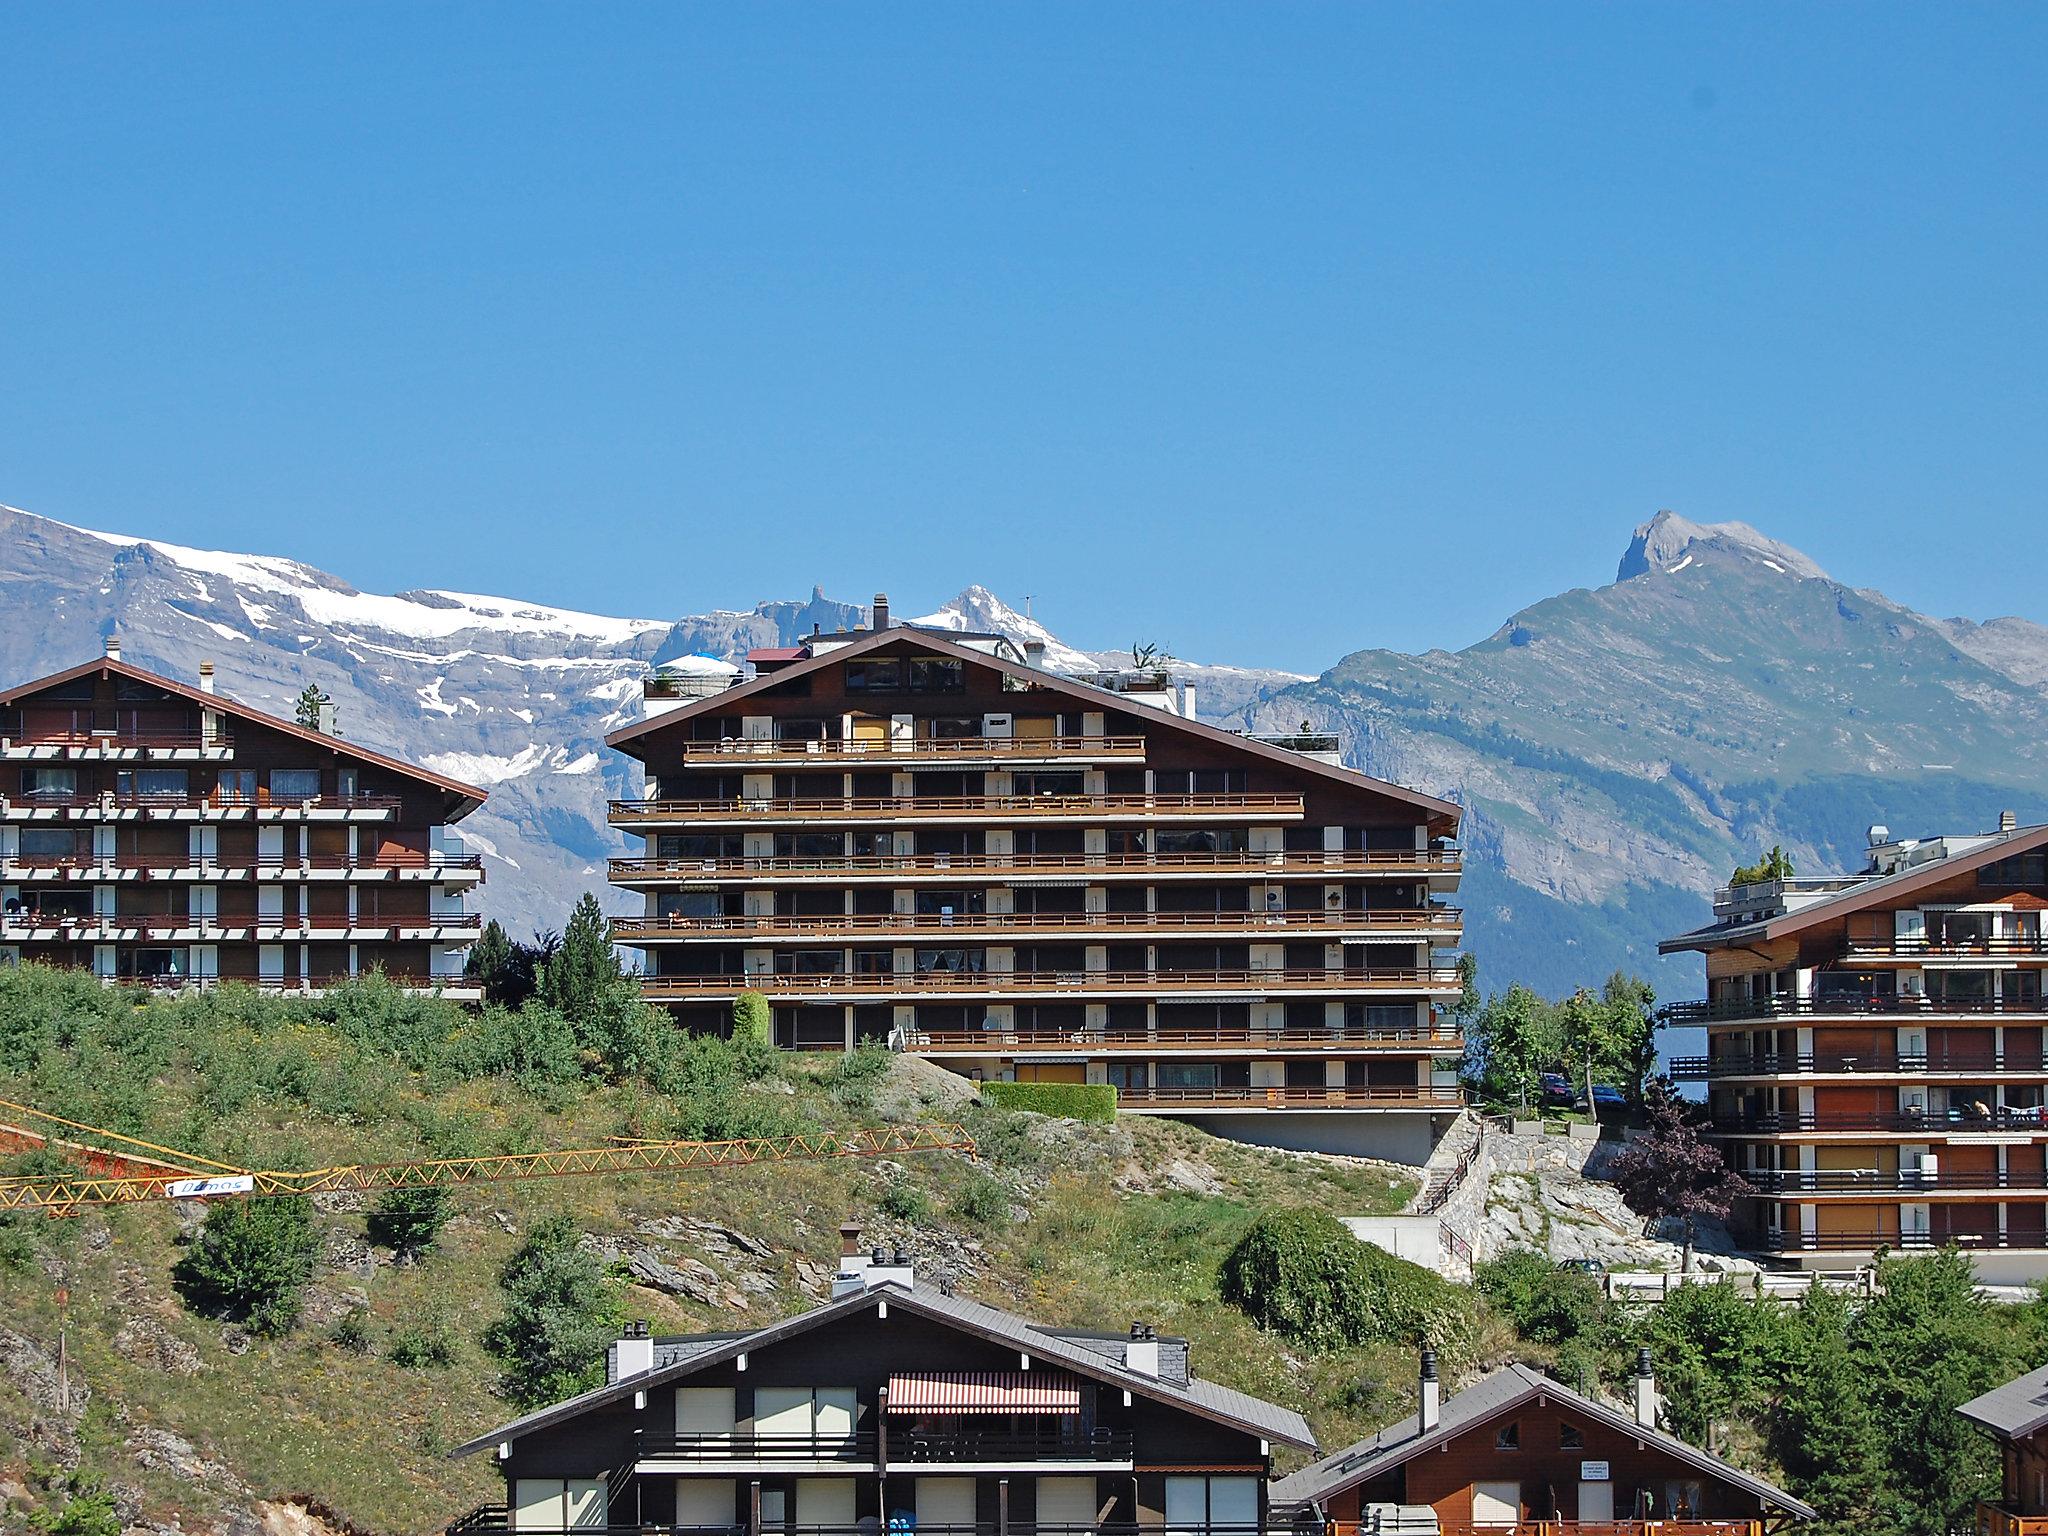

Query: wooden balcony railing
left=1750, top=1167, right=2048, bottom=1194
left=903, top=1024, right=1459, bottom=1053
left=0, top=725, right=232, bottom=752
left=1846, top=935, right=2048, bottom=958
left=1669, top=1051, right=2043, bottom=1079
left=612, top=908, right=1460, bottom=943
left=632, top=1429, right=878, bottom=1463
left=0, top=912, right=481, bottom=937
left=1759, top=1229, right=2037, bottom=1254
left=0, top=791, right=404, bottom=816
left=0, top=851, right=483, bottom=876
left=1979, top=1501, right=2048, bottom=1536
left=678, top=735, right=1148, bottom=765
left=1664, top=993, right=2046, bottom=1024
left=17, top=968, right=477, bottom=995
left=1710, top=1106, right=2048, bottom=1135
left=608, top=792, right=1306, bottom=825
left=610, top=849, right=1460, bottom=882
left=639, top=967, right=1463, bottom=1000
left=1116, top=1084, right=1464, bottom=1110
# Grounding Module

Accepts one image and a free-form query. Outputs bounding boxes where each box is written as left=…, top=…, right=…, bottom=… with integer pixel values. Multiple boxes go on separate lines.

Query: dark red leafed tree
left=1608, top=1078, right=1753, bottom=1272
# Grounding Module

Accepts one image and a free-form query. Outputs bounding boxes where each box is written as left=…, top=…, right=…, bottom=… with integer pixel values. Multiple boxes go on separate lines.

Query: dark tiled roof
left=1271, top=1364, right=1813, bottom=1520
left=1961, top=1364, right=2048, bottom=1440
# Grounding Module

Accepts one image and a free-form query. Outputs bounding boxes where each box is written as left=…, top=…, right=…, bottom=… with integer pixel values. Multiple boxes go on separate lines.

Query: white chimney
left=1125, top=1322, right=1160, bottom=1379
left=198, top=661, right=216, bottom=696
left=1633, top=1347, right=1659, bottom=1427
left=2001, top=810, right=2019, bottom=833
left=1024, top=639, right=1047, bottom=670
left=866, top=1246, right=915, bottom=1292
left=1176, top=679, right=1197, bottom=720
left=614, top=1319, right=654, bottom=1381
left=104, top=635, right=121, bottom=661
left=1419, top=1348, right=1441, bottom=1432
left=316, top=702, right=339, bottom=736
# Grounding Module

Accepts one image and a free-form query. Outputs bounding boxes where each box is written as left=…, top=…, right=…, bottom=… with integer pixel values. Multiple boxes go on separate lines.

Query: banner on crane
left=165, top=1175, right=257, bottom=1198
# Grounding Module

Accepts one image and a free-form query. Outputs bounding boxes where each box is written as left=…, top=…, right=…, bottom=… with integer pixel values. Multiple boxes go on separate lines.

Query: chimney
left=2001, top=810, right=2019, bottom=833
left=614, top=1318, right=653, bottom=1381
left=867, top=1246, right=915, bottom=1292
left=1024, top=639, right=1047, bottom=670
left=831, top=1222, right=874, bottom=1298
left=316, top=702, right=338, bottom=736
left=1125, top=1322, right=1160, bottom=1379
left=1633, top=1347, right=1659, bottom=1427
left=872, top=593, right=890, bottom=631
left=1176, top=679, right=1198, bottom=720
left=198, top=661, right=216, bottom=696
left=104, top=635, right=121, bottom=662
left=1419, top=1347, right=1441, bottom=1432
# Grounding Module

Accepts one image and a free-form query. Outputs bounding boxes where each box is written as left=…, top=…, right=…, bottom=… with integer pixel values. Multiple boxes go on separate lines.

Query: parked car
left=1589, top=1084, right=1628, bottom=1111
left=1557, top=1258, right=1606, bottom=1276
left=1538, top=1072, right=1574, bottom=1107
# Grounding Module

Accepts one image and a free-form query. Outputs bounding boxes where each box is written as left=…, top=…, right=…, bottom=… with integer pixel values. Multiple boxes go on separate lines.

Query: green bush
left=366, top=1185, right=454, bottom=1259
left=730, top=990, right=773, bottom=1052
left=879, top=1180, right=934, bottom=1222
left=979, top=1080, right=1116, bottom=1122
left=328, top=1314, right=372, bottom=1355
left=387, top=1307, right=459, bottom=1369
left=483, top=1214, right=624, bottom=1408
left=1475, top=1247, right=1608, bottom=1345
left=171, top=1196, right=320, bottom=1336
left=951, top=1172, right=1010, bottom=1227
left=1220, top=1208, right=1471, bottom=1353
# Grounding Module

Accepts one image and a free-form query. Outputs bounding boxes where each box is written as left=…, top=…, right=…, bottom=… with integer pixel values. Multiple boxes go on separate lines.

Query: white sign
left=165, top=1175, right=256, bottom=1199
left=1580, top=1461, right=1611, bottom=1483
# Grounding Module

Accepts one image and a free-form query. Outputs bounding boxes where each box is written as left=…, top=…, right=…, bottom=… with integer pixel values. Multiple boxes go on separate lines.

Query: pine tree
left=293, top=682, right=336, bottom=733
left=538, top=893, right=623, bottom=1027
left=483, top=1214, right=623, bottom=1408
left=466, top=919, right=515, bottom=1003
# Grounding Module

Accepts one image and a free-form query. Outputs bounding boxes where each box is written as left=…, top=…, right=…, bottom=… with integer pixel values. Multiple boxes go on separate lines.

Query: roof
left=452, top=1280, right=1315, bottom=1458
left=1960, top=1363, right=2048, bottom=1441
left=1270, top=1363, right=1814, bottom=1520
left=0, top=654, right=488, bottom=815
left=1660, top=821, right=2048, bottom=955
left=605, top=625, right=1461, bottom=833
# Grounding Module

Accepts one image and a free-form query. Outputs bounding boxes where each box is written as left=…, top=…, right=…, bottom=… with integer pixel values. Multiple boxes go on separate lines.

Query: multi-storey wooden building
left=605, top=606, right=1465, bottom=1161
left=1962, top=1362, right=2048, bottom=1536
left=1661, top=815, right=2048, bottom=1278
left=0, top=642, right=487, bottom=995
left=450, top=1228, right=1313, bottom=1536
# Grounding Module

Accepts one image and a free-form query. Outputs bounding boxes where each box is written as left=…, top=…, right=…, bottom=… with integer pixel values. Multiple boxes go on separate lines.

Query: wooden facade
left=1961, top=1363, right=2048, bottom=1536
left=604, top=619, right=1465, bottom=1157
left=0, top=648, right=488, bottom=995
left=1661, top=822, right=2048, bottom=1270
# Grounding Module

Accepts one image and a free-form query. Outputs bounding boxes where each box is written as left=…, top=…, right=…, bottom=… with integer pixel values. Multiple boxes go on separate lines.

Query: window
left=907, top=658, right=964, bottom=693
left=775, top=832, right=845, bottom=859
left=269, top=769, right=322, bottom=801
left=1559, top=1422, right=1583, bottom=1449
left=18, top=828, right=85, bottom=859
left=116, top=768, right=188, bottom=797
left=777, top=950, right=846, bottom=976
left=20, top=767, right=77, bottom=799
left=1155, top=828, right=1250, bottom=855
left=1164, top=1476, right=1258, bottom=1536
left=1013, top=771, right=1084, bottom=797
left=844, top=658, right=902, bottom=693
left=513, top=1480, right=607, bottom=1532
left=914, top=947, right=984, bottom=975
left=656, top=833, right=744, bottom=859
left=776, top=717, right=830, bottom=742
left=215, top=770, right=257, bottom=803
left=1156, top=1062, right=1220, bottom=1090
left=1494, top=1421, right=1520, bottom=1450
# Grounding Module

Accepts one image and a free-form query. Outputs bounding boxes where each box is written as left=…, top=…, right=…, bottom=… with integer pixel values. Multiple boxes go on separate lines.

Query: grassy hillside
left=0, top=968, right=1429, bottom=1536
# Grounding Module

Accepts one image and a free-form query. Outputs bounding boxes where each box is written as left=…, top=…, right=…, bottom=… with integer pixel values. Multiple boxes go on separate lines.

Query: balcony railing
left=1669, top=1052, right=2044, bottom=1079
left=608, top=793, right=1306, bottom=825
left=452, top=1521, right=1277, bottom=1536
left=1757, top=1229, right=2041, bottom=1254
left=0, top=912, right=481, bottom=937
left=612, top=909, right=1460, bottom=944
left=1749, top=1168, right=2048, bottom=1194
left=0, top=791, right=404, bottom=816
left=0, top=851, right=483, bottom=877
left=1846, top=935, right=2048, bottom=958
left=1710, top=1106, right=2048, bottom=1134
left=3, top=967, right=477, bottom=995
left=1117, top=1084, right=1464, bottom=1110
left=639, top=967, right=1463, bottom=1000
left=903, top=1024, right=1460, bottom=1054
left=1979, top=1502, right=2048, bottom=1536
left=1664, top=993, right=2047, bottom=1024
left=0, top=725, right=232, bottom=753
left=892, top=1425, right=1135, bottom=1462
left=633, top=1430, right=878, bottom=1463
left=611, top=849, right=1460, bottom=883
left=678, top=736, right=1149, bottom=765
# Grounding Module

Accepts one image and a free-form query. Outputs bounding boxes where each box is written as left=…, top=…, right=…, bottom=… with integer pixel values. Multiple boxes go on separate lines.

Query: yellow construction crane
left=0, top=1096, right=975, bottom=1217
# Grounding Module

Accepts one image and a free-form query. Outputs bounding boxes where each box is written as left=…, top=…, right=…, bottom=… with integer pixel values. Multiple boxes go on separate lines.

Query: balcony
left=608, top=793, right=1306, bottom=829
left=1757, top=1229, right=2042, bottom=1255
left=903, top=1022, right=1462, bottom=1055
left=632, top=1430, right=878, bottom=1467
left=8, top=968, right=480, bottom=999
left=0, top=725, right=233, bottom=761
left=451, top=1520, right=1274, bottom=1536
left=612, top=908, right=1461, bottom=946
left=1749, top=1168, right=2048, bottom=1195
left=610, top=849, right=1461, bottom=885
left=678, top=736, right=1149, bottom=768
left=0, top=792, right=403, bottom=822
left=0, top=912, right=482, bottom=942
left=1116, top=1084, right=1465, bottom=1112
left=1845, top=935, right=2048, bottom=961
left=1663, top=993, right=2048, bottom=1024
left=1709, top=1106, right=2048, bottom=1135
left=1669, top=1051, right=2045, bottom=1080
left=1980, top=1503, right=2048, bottom=1536
left=0, top=852, right=484, bottom=884
left=638, top=967, right=1464, bottom=1003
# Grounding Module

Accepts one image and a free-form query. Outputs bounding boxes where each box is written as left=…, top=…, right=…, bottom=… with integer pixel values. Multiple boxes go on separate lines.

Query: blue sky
left=2, top=5, right=2042, bottom=671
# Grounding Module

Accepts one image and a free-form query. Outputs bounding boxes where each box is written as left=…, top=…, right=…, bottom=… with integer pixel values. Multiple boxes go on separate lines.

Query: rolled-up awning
left=886, top=1371, right=1082, bottom=1414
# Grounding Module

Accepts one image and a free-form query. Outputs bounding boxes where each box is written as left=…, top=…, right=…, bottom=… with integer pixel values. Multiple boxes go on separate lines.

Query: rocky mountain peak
left=908, top=586, right=1096, bottom=671
left=1615, top=509, right=1829, bottom=584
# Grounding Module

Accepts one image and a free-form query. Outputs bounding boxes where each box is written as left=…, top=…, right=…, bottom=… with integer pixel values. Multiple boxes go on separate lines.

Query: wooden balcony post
left=998, top=1477, right=1009, bottom=1536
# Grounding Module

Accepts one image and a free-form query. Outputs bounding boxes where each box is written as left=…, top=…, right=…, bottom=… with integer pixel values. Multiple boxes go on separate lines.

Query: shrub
left=1475, top=1247, right=1608, bottom=1346
left=1220, top=1208, right=1471, bottom=1353
left=979, top=1080, right=1116, bottom=1122
left=731, top=990, right=773, bottom=1052
left=388, top=1307, right=459, bottom=1368
left=328, top=1314, right=372, bottom=1354
left=484, top=1214, right=624, bottom=1407
left=366, top=1185, right=454, bottom=1259
left=27, top=1472, right=120, bottom=1536
left=879, top=1180, right=934, bottom=1222
left=951, top=1172, right=1010, bottom=1227
left=171, top=1196, right=320, bottom=1336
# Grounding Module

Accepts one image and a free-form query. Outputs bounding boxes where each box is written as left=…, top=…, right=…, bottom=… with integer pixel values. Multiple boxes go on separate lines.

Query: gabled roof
left=451, top=1280, right=1315, bottom=1459
left=1960, top=1363, right=2048, bottom=1441
left=1660, top=821, right=2048, bottom=955
left=605, top=626, right=1460, bottom=833
left=0, top=655, right=488, bottom=814
left=1270, top=1363, right=1813, bottom=1519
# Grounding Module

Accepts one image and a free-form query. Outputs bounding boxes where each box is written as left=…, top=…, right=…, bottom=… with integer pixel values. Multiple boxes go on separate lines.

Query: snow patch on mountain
left=1615, top=510, right=1829, bottom=583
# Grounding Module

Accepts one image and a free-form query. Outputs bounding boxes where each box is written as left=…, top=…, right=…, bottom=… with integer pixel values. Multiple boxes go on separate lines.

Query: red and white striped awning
left=886, top=1371, right=1082, bottom=1415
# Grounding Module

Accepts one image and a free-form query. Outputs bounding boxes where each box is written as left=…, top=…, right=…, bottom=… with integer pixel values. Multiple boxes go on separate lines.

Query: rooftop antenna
left=1024, top=595, right=1035, bottom=620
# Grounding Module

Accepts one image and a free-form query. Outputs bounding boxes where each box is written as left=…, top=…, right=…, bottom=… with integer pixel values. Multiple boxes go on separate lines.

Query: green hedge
left=978, top=1080, right=1116, bottom=1122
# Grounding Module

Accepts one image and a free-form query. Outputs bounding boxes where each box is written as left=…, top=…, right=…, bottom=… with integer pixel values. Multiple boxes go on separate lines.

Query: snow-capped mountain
left=0, top=505, right=1301, bottom=938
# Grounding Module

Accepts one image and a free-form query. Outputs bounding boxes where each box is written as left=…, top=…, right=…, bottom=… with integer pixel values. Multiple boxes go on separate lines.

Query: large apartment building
left=0, top=642, right=488, bottom=995
left=604, top=601, right=1465, bottom=1161
left=1661, top=814, right=2048, bottom=1279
